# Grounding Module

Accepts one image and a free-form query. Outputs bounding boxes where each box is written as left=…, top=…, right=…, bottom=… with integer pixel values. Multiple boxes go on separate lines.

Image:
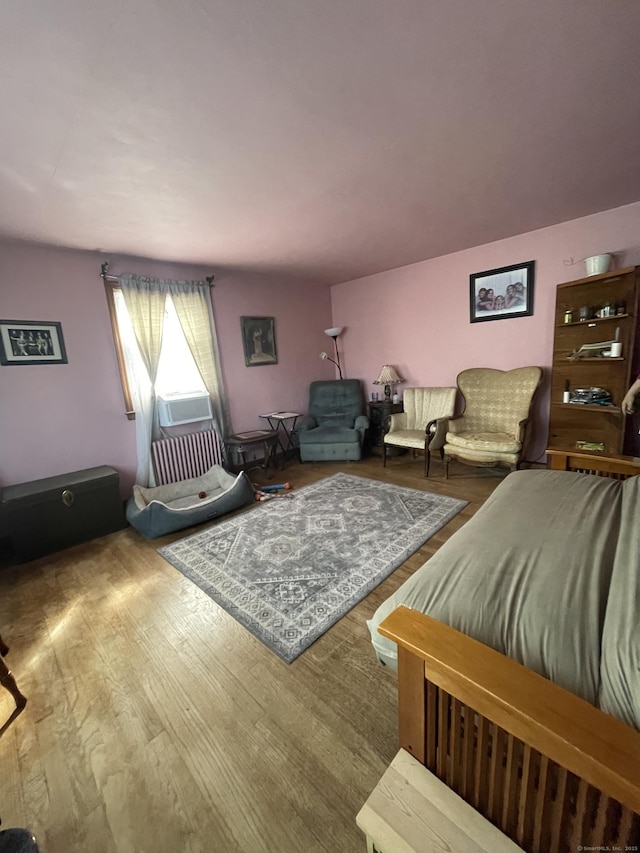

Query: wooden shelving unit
left=548, top=266, right=639, bottom=454
left=550, top=402, right=622, bottom=413
left=560, top=314, right=630, bottom=328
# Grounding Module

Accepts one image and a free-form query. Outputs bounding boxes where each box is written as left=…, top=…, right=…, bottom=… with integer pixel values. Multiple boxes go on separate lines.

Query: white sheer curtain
left=118, top=274, right=167, bottom=486
left=169, top=281, right=230, bottom=437
left=116, top=273, right=229, bottom=487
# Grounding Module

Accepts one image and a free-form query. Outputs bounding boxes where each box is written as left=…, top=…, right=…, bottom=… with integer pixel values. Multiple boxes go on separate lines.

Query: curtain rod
left=100, top=262, right=214, bottom=286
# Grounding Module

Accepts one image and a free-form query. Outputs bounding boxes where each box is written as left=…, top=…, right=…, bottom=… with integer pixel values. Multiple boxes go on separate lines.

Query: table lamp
left=373, top=365, right=404, bottom=401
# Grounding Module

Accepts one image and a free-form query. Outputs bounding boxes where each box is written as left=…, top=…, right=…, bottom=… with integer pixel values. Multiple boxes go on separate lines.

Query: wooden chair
left=0, top=634, right=27, bottom=712
left=443, top=367, right=542, bottom=477
left=383, top=387, right=457, bottom=476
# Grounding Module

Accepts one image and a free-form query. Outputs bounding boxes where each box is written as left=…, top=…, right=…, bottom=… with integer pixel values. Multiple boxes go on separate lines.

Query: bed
left=367, top=449, right=640, bottom=851
left=126, top=465, right=255, bottom=538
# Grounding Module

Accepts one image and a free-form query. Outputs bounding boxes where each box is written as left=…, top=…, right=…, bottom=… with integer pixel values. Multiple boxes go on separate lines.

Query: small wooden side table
left=357, top=748, right=522, bottom=853
left=224, top=430, right=279, bottom=476
left=258, top=412, right=301, bottom=465
left=368, top=400, right=403, bottom=456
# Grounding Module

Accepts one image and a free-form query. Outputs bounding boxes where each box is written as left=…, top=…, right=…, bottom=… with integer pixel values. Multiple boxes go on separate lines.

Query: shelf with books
left=548, top=266, right=639, bottom=454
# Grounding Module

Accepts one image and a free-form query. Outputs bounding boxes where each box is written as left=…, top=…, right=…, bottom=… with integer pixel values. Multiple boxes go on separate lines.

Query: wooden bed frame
left=546, top=445, right=640, bottom=478
left=377, top=451, right=640, bottom=852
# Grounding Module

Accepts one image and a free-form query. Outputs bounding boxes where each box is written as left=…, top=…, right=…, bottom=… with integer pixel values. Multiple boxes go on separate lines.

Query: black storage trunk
left=1, top=466, right=127, bottom=563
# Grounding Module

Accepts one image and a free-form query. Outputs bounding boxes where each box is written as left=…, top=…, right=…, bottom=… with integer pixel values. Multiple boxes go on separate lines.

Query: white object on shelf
left=585, top=254, right=612, bottom=276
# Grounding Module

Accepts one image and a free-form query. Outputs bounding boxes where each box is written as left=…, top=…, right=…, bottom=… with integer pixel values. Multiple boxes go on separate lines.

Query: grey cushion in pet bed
left=126, top=465, right=255, bottom=538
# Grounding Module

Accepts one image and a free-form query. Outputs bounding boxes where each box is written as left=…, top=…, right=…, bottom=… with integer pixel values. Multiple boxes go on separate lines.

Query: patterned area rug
left=158, top=473, right=467, bottom=662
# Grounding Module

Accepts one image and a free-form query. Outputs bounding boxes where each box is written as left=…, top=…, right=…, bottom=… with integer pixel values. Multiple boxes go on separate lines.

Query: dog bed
left=126, top=465, right=255, bottom=539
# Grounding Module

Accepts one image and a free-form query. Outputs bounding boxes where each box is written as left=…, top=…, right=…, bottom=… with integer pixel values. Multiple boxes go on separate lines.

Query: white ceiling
left=2, top=0, right=640, bottom=285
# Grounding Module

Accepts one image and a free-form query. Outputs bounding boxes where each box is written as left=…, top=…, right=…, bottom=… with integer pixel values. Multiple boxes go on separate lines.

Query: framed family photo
left=0, top=319, right=68, bottom=365
left=241, top=316, right=278, bottom=366
left=470, top=260, right=535, bottom=323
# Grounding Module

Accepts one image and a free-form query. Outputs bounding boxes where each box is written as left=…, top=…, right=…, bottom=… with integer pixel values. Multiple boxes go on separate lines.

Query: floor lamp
left=320, top=326, right=344, bottom=379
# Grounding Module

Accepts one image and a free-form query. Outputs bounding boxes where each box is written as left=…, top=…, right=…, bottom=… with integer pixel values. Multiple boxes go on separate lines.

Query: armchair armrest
left=354, top=413, right=369, bottom=447
left=516, top=416, right=530, bottom=443
left=426, top=416, right=449, bottom=451
left=386, top=412, right=408, bottom=434
left=444, top=414, right=468, bottom=435
left=295, top=415, right=317, bottom=432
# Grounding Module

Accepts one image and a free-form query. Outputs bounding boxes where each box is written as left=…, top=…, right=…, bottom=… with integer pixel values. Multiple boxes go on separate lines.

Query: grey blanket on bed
left=599, top=475, right=640, bottom=729
left=367, top=469, right=632, bottom=721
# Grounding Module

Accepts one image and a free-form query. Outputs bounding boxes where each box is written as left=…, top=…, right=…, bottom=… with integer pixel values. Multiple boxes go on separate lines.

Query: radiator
left=152, top=429, right=224, bottom=485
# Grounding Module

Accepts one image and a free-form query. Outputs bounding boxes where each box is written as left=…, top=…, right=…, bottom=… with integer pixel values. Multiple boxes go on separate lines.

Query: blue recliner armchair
left=296, top=379, right=369, bottom=462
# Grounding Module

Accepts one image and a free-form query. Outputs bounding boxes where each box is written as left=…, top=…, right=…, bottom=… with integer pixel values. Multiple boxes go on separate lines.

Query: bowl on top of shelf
left=585, top=254, right=612, bottom=276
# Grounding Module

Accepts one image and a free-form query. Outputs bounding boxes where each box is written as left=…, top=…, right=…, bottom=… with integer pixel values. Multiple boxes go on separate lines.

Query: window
left=104, top=272, right=223, bottom=485
left=106, top=284, right=207, bottom=418
left=150, top=295, right=206, bottom=397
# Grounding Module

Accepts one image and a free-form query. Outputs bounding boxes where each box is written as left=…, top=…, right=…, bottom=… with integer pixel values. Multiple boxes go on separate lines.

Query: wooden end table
left=224, top=430, right=279, bottom=476
left=368, top=400, right=403, bottom=456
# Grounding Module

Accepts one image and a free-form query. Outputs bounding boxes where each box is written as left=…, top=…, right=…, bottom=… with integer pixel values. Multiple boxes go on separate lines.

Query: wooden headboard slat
left=379, top=606, right=640, bottom=814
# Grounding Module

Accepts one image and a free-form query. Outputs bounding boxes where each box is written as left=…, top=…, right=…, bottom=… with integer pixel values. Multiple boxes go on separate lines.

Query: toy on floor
left=254, top=489, right=294, bottom=501
left=253, top=482, right=291, bottom=492
left=253, top=481, right=293, bottom=501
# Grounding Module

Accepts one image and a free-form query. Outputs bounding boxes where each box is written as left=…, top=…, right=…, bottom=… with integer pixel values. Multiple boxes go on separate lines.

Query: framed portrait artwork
left=0, top=319, right=68, bottom=365
left=470, top=261, right=535, bottom=323
left=241, top=316, right=277, bottom=366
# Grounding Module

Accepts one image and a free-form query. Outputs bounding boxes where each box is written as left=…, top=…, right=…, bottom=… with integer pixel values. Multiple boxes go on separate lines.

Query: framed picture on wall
left=470, top=260, right=535, bottom=323
left=0, top=319, right=68, bottom=365
left=241, top=316, right=278, bottom=366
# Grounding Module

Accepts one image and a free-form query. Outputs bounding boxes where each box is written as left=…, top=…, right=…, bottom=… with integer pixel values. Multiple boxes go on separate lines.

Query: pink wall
left=332, top=202, right=640, bottom=462
left=211, top=270, right=335, bottom=432
left=0, top=243, right=136, bottom=494
left=2, top=200, right=639, bottom=495
left=0, top=241, right=332, bottom=495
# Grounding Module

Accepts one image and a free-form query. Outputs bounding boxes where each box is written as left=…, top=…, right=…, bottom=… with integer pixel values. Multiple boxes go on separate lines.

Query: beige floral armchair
left=383, top=387, right=457, bottom=476
left=443, top=366, right=542, bottom=477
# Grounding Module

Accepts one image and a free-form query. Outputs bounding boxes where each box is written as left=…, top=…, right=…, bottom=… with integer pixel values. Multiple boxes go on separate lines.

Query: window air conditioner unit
left=157, top=392, right=212, bottom=427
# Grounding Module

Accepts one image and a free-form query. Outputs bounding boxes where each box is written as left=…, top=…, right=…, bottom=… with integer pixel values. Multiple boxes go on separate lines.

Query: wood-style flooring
left=0, top=455, right=508, bottom=853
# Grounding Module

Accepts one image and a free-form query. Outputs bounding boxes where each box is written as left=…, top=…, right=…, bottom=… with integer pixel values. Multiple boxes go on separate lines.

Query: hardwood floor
left=0, top=456, right=508, bottom=852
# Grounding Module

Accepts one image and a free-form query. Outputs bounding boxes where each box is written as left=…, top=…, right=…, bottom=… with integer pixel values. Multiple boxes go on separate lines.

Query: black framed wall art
left=470, top=261, right=535, bottom=323
left=241, top=316, right=277, bottom=366
left=0, top=319, right=68, bottom=365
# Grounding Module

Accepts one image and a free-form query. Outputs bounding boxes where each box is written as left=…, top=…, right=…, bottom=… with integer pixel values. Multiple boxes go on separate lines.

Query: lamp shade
left=324, top=326, right=344, bottom=338
left=373, top=365, right=403, bottom=386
